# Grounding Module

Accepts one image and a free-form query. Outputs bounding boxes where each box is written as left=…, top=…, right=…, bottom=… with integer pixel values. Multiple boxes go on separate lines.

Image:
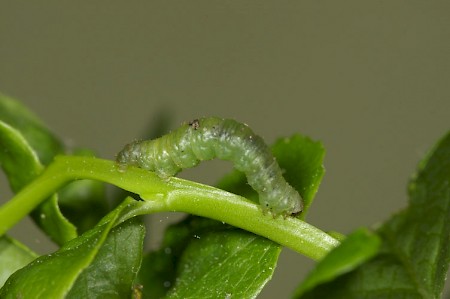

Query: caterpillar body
left=116, top=117, right=303, bottom=217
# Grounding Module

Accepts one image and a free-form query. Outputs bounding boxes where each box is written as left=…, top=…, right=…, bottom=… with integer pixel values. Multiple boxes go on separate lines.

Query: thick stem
left=0, top=155, right=339, bottom=260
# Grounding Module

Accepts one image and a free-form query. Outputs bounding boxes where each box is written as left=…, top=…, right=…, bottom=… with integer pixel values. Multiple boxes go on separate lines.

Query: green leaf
left=0, top=94, right=77, bottom=245
left=0, top=198, right=141, bottom=298
left=293, top=228, right=381, bottom=297
left=58, top=179, right=109, bottom=234
left=0, top=121, right=42, bottom=189
left=66, top=218, right=145, bottom=298
left=0, top=121, right=77, bottom=244
left=168, top=230, right=280, bottom=299
left=0, top=235, right=38, bottom=288
left=32, top=196, right=78, bottom=245
left=379, top=131, right=450, bottom=297
left=0, top=93, right=63, bottom=164
left=138, top=216, right=281, bottom=299
left=137, top=216, right=201, bottom=299
left=218, top=134, right=326, bottom=217
left=272, top=135, right=325, bottom=216
left=296, top=131, right=450, bottom=298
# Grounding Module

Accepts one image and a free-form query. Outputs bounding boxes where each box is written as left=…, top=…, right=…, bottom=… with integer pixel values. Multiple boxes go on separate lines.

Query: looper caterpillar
left=116, top=117, right=303, bottom=217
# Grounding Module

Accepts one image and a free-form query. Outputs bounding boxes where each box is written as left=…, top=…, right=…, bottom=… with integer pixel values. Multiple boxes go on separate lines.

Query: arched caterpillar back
left=116, top=117, right=303, bottom=217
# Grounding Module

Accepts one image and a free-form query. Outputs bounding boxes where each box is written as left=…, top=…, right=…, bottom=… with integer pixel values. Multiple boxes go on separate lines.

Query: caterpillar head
left=261, top=183, right=303, bottom=217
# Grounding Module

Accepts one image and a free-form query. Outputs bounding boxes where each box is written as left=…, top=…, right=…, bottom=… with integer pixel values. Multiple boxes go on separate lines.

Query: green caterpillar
left=116, top=117, right=303, bottom=217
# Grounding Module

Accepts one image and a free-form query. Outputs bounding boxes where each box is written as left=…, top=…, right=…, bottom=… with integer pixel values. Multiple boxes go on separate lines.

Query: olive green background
left=1, top=2, right=449, bottom=298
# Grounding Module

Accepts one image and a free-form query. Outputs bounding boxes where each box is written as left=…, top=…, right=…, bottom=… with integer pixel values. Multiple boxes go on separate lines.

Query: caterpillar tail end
left=259, top=185, right=303, bottom=218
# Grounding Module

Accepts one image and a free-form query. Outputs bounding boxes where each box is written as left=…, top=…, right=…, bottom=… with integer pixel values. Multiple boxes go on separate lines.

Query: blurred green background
left=1, top=1, right=449, bottom=298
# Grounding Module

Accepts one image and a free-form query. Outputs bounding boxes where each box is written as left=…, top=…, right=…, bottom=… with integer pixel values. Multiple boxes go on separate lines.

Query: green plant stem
left=0, top=156, right=340, bottom=260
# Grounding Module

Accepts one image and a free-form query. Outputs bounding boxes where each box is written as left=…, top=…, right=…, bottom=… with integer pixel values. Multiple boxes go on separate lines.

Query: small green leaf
left=167, top=229, right=280, bottom=299
left=272, top=135, right=325, bottom=216
left=138, top=216, right=280, bottom=299
left=137, top=216, right=202, bottom=299
left=0, top=198, right=139, bottom=298
left=33, top=196, right=78, bottom=245
left=0, top=94, right=77, bottom=245
left=66, top=218, right=145, bottom=298
left=293, top=228, right=381, bottom=297
left=296, top=131, right=450, bottom=298
left=0, top=235, right=38, bottom=288
left=0, top=121, right=77, bottom=244
left=0, top=93, right=63, bottom=164
left=0, top=122, right=42, bottom=190
left=58, top=179, right=109, bottom=234
left=218, top=134, right=326, bottom=217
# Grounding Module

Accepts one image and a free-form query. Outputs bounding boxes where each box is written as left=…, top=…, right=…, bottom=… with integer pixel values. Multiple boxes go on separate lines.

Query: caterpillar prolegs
left=116, top=117, right=303, bottom=217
